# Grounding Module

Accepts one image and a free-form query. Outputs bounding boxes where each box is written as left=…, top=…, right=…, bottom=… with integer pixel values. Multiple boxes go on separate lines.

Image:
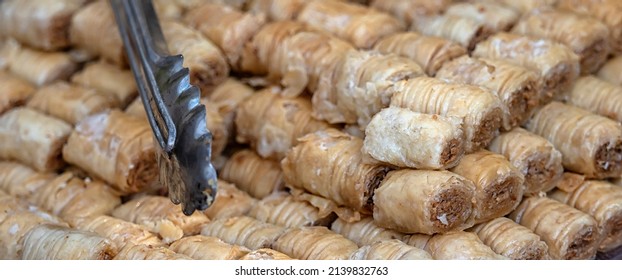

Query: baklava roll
left=373, top=32, right=467, bottom=76
left=169, top=235, right=250, bottom=260
left=207, top=78, right=254, bottom=141
left=436, top=56, right=539, bottom=130
left=479, top=0, right=556, bottom=14
left=297, top=0, right=404, bottom=49
left=331, top=217, right=404, bottom=247
left=248, top=192, right=336, bottom=228
left=488, top=127, right=564, bottom=195
left=199, top=98, right=228, bottom=157
left=204, top=180, right=257, bottom=220
left=0, top=108, right=72, bottom=172
left=350, top=239, right=432, bottom=260
left=0, top=71, right=35, bottom=115
left=469, top=217, right=549, bottom=260
left=390, top=77, right=503, bottom=152
left=550, top=173, right=622, bottom=252
left=273, top=226, right=359, bottom=260
left=21, top=224, right=117, bottom=260
left=185, top=3, right=265, bottom=70
left=62, top=110, right=157, bottom=194
left=445, top=2, right=519, bottom=33
left=597, top=56, right=622, bottom=86
left=363, top=107, right=464, bottom=169
left=369, top=0, right=451, bottom=26
left=0, top=0, right=85, bottom=50
left=562, top=76, right=622, bottom=123
left=472, top=32, right=580, bottom=102
left=0, top=162, right=54, bottom=199
left=282, top=129, right=390, bottom=213
left=509, top=196, right=600, bottom=260
left=201, top=216, right=287, bottom=250
left=1, top=39, right=77, bottom=86
left=556, top=0, right=622, bottom=54
left=27, top=81, right=119, bottom=125
left=246, top=0, right=307, bottom=21
left=421, top=231, right=508, bottom=260
left=68, top=215, right=164, bottom=249
left=70, top=0, right=125, bottom=66
left=512, top=8, right=610, bottom=74
left=114, top=244, right=192, bottom=260
left=112, top=195, right=210, bottom=244
left=373, top=169, right=476, bottom=234
left=525, top=102, right=622, bottom=179
left=220, top=149, right=284, bottom=199
left=235, top=88, right=332, bottom=160
left=161, top=21, right=229, bottom=93
left=153, top=0, right=182, bottom=20
left=70, top=61, right=138, bottom=108
left=124, top=98, right=145, bottom=120
left=411, top=14, right=491, bottom=51
left=239, top=248, right=293, bottom=260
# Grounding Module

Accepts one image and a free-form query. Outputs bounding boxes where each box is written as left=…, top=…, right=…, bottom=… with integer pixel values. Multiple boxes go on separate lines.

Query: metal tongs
left=110, top=0, right=218, bottom=215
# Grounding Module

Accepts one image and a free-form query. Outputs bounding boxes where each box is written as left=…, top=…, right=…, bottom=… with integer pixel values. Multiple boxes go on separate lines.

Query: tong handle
left=110, top=0, right=176, bottom=152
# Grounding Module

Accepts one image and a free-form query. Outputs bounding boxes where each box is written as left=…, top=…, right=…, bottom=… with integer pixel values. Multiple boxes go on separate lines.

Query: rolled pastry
left=350, top=239, right=432, bottom=260
left=273, top=226, right=359, bottom=260
left=111, top=195, right=210, bottom=244
left=556, top=0, right=622, bottom=54
left=373, top=169, right=476, bottom=234
left=436, top=55, right=539, bottom=130
left=331, top=217, right=404, bottom=247
left=488, top=127, right=564, bottom=195
left=248, top=192, right=336, bottom=228
left=185, top=3, right=265, bottom=70
left=220, top=149, right=284, bottom=199
left=204, top=180, right=257, bottom=220
left=550, top=173, right=622, bottom=252
left=70, top=60, right=138, bottom=108
left=169, top=235, right=250, bottom=260
left=445, top=2, right=519, bottom=33
left=390, top=77, right=503, bottom=152
left=373, top=32, right=467, bottom=76
left=597, top=56, right=622, bottom=86
left=0, top=70, right=35, bottom=115
left=562, top=76, right=622, bottom=123
left=363, top=107, right=464, bottom=169
left=246, top=0, right=307, bottom=21
left=62, top=110, right=158, bottom=194
left=68, top=215, right=164, bottom=249
left=114, top=243, right=192, bottom=260
left=478, top=0, right=556, bottom=14
left=200, top=216, right=287, bottom=250
left=411, top=14, right=491, bottom=51
left=0, top=161, right=54, bottom=198
left=469, top=217, right=549, bottom=260
left=509, top=196, right=599, bottom=260
left=418, top=231, right=507, bottom=260
left=239, top=248, right=293, bottom=260
left=235, top=88, right=332, bottom=160
left=0, top=0, right=86, bottom=50
left=27, top=81, right=119, bottom=125
left=207, top=78, right=254, bottom=141
left=0, top=108, right=72, bottom=172
left=472, top=32, right=580, bottom=102
left=369, top=0, right=451, bottom=26
left=21, top=224, right=117, bottom=260
left=450, top=150, right=525, bottom=223
left=512, top=8, right=610, bottom=74
left=525, top=102, right=622, bottom=179
left=282, top=129, right=390, bottom=213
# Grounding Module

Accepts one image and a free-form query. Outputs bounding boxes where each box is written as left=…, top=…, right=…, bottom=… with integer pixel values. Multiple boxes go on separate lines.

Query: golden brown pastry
left=331, top=217, right=404, bottom=247
left=199, top=98, right=228, bottom=157
left=273, top=226, right=358, bottom=260
left=450, top=150, right=525, bottom=223
left=512, top=8, right=610, bottom=74
left=556, top=0, right=622, bottom=54
left=0, top=0, right=86, bottom=50
left=169, top=235, right=250, bottom=260
left=419, top=231, right=508, bottom=260
left=436, top=55, right=539, bottom=130
left=114, top=243, right=192, bottom=260
left=477, top=0, right=556, bottom=14
left=27, top=81, right=119, bottom=125
left=373, top=169, right=476, bottom=235
left=246, top=0, right=307, bottom=21
left=373, top=32, right=466, bottom=76
left=21, top=224, right=117, bottom=260
left=203, top=180, right=257, bottom=220
left=207, top=78, right=254, bottom=141
left=0, top=161, right=54, bottom=198
left=362, top=107, right=464, bottom=169
left=469, top=217, right=549, bottom=260
left=550, top=173, right=622, bottom=252
left=390, top=77, right=503, bottom=152
left=220, top=149, right=285, bottom=199
left=201, top=216, right=287, bottom=250
left=350, top=239, right=432, bottom=260
left=235, top=88, right=332, bottom=160
left=562, top=76, right=622, bottom=123
left=68, top=215, right=165, bottom=249
left=597, top=56, right=622, bottom=86
left=282, top=129, right=390, bottom=213
left=70, top=60, right=138, bottom=108
left=488, top=127, right=563, bottom=195
left=248, top=192, right=336, bottom=228
left=509, top=196, right=599, bottom=260
left=525, top=102, right=622, bottom=179
left=0, top=108, right=72, bottom=172
left=472, top=32, right=580, bottom=102
left=153, top=0, right=182, bottom=19
left=411, top=14, right=491, bottom=51
left=369, top=0, right=450, bottom=26
left=0, top=70, right=35, bottom=115
left=446, top=2, right=519, bottom=33
left=62, top=110, right=157, bottom=194
left=112, top=195, right=210, bottom=244
left=239, top=248, right=294, bottom=260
